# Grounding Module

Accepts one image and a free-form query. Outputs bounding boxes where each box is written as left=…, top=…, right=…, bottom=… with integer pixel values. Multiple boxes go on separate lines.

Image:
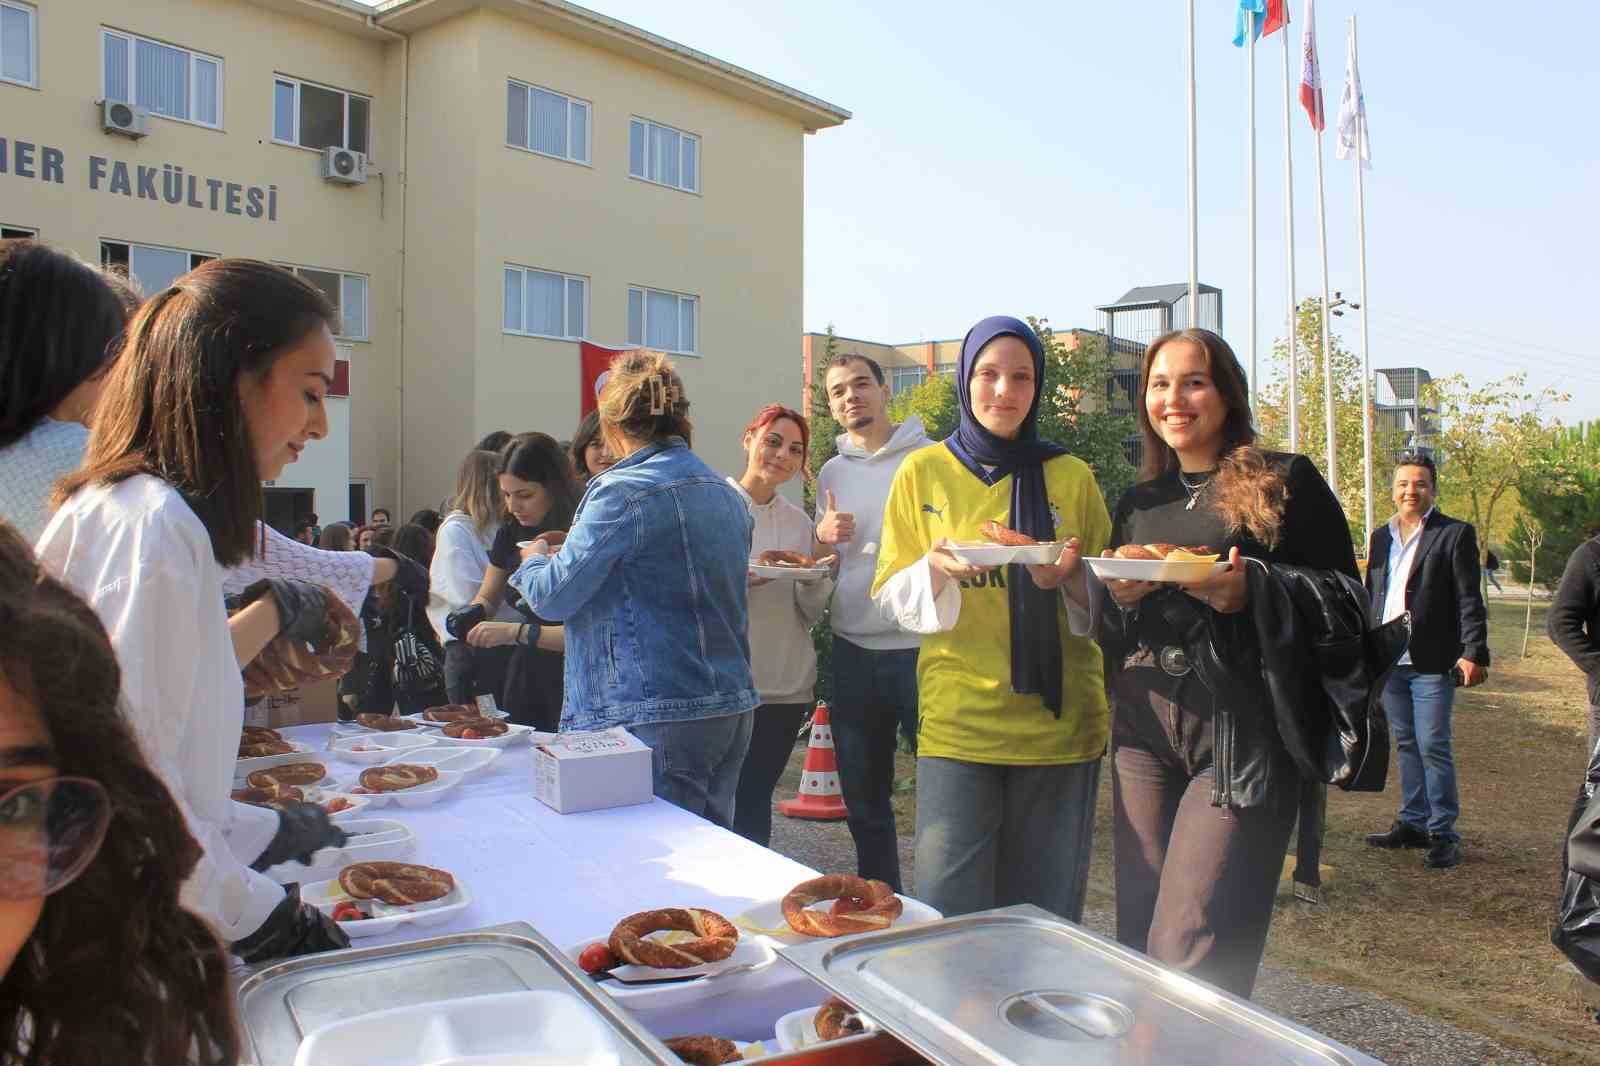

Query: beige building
left=2, top=0, right=847, bottom=524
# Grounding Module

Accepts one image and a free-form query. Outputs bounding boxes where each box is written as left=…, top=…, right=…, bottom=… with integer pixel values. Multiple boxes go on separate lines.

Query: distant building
left=1375, top=367, right=1437, bottom=460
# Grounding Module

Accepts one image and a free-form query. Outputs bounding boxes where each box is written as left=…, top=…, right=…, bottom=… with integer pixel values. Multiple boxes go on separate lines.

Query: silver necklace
left=1178, top=471, right=1209, bottom=511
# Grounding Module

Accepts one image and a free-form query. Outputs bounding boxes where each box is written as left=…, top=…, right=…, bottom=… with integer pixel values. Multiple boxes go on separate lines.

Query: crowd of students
left=0, top=236, right=1562, bottom=1057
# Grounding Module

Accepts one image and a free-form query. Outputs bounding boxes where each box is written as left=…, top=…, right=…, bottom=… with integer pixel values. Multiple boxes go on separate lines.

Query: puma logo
left=921, top=503, right=946, bottom=521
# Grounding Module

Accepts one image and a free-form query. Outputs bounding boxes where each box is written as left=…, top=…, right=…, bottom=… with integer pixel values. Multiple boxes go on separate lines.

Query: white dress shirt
left=1381, top=507, right=1435, bottom=667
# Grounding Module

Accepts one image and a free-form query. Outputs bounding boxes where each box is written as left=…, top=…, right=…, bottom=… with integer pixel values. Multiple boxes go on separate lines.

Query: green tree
left=1509, top=421, right=1600, bottom=587
left=1031, top=319, right=1137, bottom=507
left=804, top=326, right=845, bottom=514
left=887, top=372, right=958, bottom=440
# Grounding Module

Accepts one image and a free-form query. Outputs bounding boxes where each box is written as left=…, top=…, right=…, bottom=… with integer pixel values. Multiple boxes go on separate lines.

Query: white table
left=282, top=725, right=833, bottom=1042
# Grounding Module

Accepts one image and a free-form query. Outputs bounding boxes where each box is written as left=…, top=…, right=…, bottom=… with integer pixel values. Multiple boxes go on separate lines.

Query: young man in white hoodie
left=814, top=353, right=932, bottom=892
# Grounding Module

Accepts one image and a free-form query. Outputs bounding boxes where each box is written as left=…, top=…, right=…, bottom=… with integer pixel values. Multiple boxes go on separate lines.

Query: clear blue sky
left=576, top=0, right=1596, bottom=423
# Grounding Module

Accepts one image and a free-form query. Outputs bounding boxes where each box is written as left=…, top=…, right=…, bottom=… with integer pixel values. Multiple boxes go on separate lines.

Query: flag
left=1299, top=0, right=1324, bottom=130
left=1233, top=0, right=1288, bottom=46
left=1336, top=20, right=1371, bottom=166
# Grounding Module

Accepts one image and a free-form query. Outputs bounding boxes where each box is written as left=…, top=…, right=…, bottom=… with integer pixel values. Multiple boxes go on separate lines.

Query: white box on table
left=529, top=727, right=653, bottom=814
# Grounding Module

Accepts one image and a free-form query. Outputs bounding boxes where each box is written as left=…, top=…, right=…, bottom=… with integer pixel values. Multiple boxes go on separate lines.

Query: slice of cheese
left=1165, top=549, right=1221, bottom=563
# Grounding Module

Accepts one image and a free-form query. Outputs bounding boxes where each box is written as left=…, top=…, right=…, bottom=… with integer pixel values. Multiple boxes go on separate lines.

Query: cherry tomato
left=577, top=943, right=616, bottom=973
left=461, top=729, right=482, bottom=740
left=831, top=896, right=871, bottom=916
left=332, top=902, right=365, bottom=922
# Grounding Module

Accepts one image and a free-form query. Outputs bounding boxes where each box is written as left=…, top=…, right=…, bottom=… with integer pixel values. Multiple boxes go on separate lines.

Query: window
left=506, top=80, right=588, bottom=164
left=100, top=240, right=213, bottom=294
left=274, top=76, right=370, bottom=153
left=1, top=1, right=35, bottom=87
left=102, top=29, right=222, bottom=127
left=504, top=266, right=586, bottom=340
left=628, top=118, right=699, bottom=193
left=627, top=287, right=697, bottom=355
left=282, top=265, right=369, bottom=341
left=891, top=366, right=926, bottom=395
left=1, top=225, right=36, bottom=240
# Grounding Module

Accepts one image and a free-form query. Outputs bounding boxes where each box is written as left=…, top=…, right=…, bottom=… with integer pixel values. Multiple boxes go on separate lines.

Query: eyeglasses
left=0, top=777, right=111, bottom=900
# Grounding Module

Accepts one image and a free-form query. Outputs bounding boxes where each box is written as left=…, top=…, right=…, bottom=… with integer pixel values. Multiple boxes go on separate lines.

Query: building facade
left=2, top=0, right=846, bottom=525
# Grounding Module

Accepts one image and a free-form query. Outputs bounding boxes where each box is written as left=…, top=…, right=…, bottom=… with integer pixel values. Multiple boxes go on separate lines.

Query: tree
left=1423, top=372, right=1565, bottom=573
left=1031, top=319, right=1138, bottom=507
left=1509, top=421, right=1600, bottom=587
left=887, top=372, right=958, bottom=440
left=803, top=326, right=845, bottom=514
left=1254, top=298, right=1406, bottom=548
left=1521, top=518, right=1544, bottom=658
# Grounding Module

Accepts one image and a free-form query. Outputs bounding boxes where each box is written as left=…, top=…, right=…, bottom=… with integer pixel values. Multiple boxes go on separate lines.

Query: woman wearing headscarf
left=872, top=316, right=1110, bottom=920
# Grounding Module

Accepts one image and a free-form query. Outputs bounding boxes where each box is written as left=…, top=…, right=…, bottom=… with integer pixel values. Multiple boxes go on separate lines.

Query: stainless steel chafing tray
left=776, top=904, right=1384, bottom=1066
left=234, top=922, right=673, bottom=1066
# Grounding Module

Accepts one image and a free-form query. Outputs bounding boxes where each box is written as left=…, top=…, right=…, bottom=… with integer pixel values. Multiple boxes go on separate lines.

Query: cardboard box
left=247, top=678, right=341, bottom=729
left=529, top=728, right=654, bottom=814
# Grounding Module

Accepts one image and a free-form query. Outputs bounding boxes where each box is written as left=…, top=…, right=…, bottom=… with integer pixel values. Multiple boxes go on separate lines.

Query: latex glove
left=445, top=603, right=487, bottom=642
left=250, top=801, right=350, bottom=872
left=230, top=883, right=350, bottom=964
left=239, top=578, right=333, bottom=647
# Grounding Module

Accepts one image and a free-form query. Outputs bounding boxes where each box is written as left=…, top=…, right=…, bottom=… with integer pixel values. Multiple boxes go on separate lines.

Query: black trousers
left=732, top=702, right=811, bottom=847
left=443, top=641, right=511, bottom=708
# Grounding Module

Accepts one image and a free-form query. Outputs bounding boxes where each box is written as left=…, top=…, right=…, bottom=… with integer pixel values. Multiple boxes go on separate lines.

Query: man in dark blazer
left=1362, top=451, right=1489, bottom=869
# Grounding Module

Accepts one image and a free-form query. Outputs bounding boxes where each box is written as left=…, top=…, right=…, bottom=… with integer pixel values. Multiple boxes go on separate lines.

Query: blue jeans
left=1381, top=666, right=1459, bottom=842
left=630, top=711, right=754, bottom=830
left=829, top=638, right=919, bottom=891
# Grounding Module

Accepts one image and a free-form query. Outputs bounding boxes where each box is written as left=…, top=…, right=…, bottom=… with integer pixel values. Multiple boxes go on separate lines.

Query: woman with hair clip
left=511, top=351, right=757, bottom=826
left=1099, top=327, right=1356, bottom=997
left=570, top=411, right=616, bottom=483
left=728, top=404, right=833, bottom=846
left=445, top=433, right=575, bottom=729
left=0, top=523, right=239, bottom=1064
left=38, top=259, right=352, bottom=963
left=872, top=316, right=1109, bottom=922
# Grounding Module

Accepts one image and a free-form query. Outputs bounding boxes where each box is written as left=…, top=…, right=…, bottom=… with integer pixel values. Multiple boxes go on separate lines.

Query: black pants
left=830, top=637, right=918, bottom=891
left=443, top=641, right=511, bottom=708
left=732, top=703, right=811, bottom=847
left=501, top=644, right=563, bottom=731
left=1110, top=663, right=1297, bottom=999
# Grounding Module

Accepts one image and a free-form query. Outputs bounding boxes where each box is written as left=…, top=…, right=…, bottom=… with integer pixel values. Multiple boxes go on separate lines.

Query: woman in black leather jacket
left=1099, top=328, right=1356, bottom=997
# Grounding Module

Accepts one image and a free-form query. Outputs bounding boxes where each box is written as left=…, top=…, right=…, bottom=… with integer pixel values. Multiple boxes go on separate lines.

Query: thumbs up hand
left=815, top=489, right=856, bottom=546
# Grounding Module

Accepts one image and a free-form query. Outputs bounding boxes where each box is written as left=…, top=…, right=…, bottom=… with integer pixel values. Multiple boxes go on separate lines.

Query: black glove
left=445, top=602, right=487, bottom=642
left=240, top=578, right=332, bottom=647
left=230, top=883, right=350, bottom=964
left=370, top=546, right=430, bottom=600
left=250, top=801, right=349, bottom=872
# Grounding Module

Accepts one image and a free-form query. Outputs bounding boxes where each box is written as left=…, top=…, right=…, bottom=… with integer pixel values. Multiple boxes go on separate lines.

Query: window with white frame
left=274, top=76, right=369, bottom=153
left=890, top=366, right=927, bottom=395
left=1, top=225, right=36, bottom=240
left=1, top=1, right=36, bottom=88
left=102, top=29, right=222, bottom=127
left=282, top=265, right=369, bottom=341
left=627, top=287, right=697, bottom=355
left=506, top=80, right=589, bottom=164
left=504, top=266, right=586, bottom=340
left=628, top=118, right=699, bottom=193
left=100, top=240, right=213, bottom=295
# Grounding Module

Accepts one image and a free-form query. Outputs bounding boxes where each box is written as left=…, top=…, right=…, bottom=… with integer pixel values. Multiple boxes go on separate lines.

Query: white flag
left=1335, top=19, right=1370, bottom=166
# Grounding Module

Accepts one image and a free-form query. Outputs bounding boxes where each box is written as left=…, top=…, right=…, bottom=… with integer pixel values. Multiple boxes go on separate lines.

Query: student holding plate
left=1098, top=328, right=1355, bottom=998
left=871, top=315, right=1109, bottom=922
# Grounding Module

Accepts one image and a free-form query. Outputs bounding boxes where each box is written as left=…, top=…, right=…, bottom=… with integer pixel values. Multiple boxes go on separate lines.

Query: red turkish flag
left=579, top=342, right=631, bottom=417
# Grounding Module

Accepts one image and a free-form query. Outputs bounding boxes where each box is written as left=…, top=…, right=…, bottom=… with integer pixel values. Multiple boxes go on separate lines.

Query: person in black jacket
left=1099, top=328, right=1357, bottom=998
left=1549, top=530, right=1600, bottom=753
left=1362, top=451, right=1489, bottom=869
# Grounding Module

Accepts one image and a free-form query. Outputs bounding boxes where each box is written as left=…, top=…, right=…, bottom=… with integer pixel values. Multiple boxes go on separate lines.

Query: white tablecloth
left=281, top=725, right=832, bottom=1042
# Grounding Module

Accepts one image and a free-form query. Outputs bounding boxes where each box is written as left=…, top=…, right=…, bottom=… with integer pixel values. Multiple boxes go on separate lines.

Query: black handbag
left=1553, top=739, right=1600, bottom=981
left=390, top=592, right=444, bottom=697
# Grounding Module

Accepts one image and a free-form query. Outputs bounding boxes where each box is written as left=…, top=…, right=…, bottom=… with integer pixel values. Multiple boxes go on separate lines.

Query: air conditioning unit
left=321, top=147, right=368, bottom=185
left=101, top=99, right=150, bottom=138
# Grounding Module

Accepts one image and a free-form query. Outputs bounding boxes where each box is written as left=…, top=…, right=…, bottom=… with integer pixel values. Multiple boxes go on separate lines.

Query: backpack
left=390, top=592, right=444, bottom=697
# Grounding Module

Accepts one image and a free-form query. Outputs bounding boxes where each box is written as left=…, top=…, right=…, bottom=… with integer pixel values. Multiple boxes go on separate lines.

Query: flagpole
left=1247, top=19, right=1258, bottom=416
left=1187, top=0, right=1199, bottom=313
left=1314, top=131, right=1336, bottom=495
left=1352, top=14, right=1373, bottom=545
left=1281, top=21, right=1299, bottom=451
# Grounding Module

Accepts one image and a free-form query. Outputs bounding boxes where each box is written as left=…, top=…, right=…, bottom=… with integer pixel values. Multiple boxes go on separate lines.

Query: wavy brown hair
left=451, top=449, right=504, bottom=536
left=1136, top=328, right=1288, bottom=547
left=597, top=349, right=692, bottom=453
left=0, top=523, right=239, bottom=1065
left=54, top=259, right=336, bottom=567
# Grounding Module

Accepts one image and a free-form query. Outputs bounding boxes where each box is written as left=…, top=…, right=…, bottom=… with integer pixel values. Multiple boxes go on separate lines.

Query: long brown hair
left=0, top=523, right=239, bottom=1064
left=451, top=449, right=503, bottom=535
left=1136, top=328, right=1287, bottom=546
left=54, top=259, right=336, bottom=566
left=597, top=349, right=692, bottom=452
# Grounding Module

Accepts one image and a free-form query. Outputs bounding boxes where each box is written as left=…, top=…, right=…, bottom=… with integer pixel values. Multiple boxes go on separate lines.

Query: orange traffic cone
left=779, top=702, right=849, bottom=821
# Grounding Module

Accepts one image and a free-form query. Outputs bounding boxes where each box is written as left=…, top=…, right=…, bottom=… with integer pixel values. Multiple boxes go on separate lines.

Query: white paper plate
left=263, top=818, right=415, bottom=883
left=428, top=722, right=534, bottom=749
left=732, top=893, right=942, bottom=946
left=235, top=741, right=315, bottom=776
left=337, top=768, right=464, bottom=808
left=329, top=732, right=438, bottom=765
left=234, top=763, right=338, bottom=792
left=382, top=746, right=501, bottom=777
left=564, top=934, right=776, bottom=1007
left=945, top=541, right=1065, bottom=566
left=749, top=563, right=832, bottom=582
left=774, top=1003, right=876, bottom=1052
left=303, top=871, right=472, bottom=938
left=400, top=707, right=510, bottom=727
left=1084, top=557, right=1228, bottom=584
left=333, top=718, right=429, bottom=737
left=314, top=792, right=372, bottom=821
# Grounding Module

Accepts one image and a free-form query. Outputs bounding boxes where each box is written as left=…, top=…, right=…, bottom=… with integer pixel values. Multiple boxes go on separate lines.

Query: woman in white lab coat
left=39, top=259, right=352, bottom=962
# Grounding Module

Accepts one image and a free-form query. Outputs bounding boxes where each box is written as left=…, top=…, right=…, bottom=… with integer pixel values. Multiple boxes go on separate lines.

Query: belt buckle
left=1158, top=645, right=1192, bottom=677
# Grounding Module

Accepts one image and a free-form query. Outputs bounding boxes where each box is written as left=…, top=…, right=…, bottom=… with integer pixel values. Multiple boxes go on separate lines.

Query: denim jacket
left=509, top=438, right=758, bottom=730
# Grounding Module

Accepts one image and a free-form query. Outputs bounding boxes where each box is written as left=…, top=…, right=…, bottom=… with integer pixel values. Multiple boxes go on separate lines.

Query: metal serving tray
left=776, top=905, right=1383, bottom=1066
left=234, top=922, right=671, bottom=1066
